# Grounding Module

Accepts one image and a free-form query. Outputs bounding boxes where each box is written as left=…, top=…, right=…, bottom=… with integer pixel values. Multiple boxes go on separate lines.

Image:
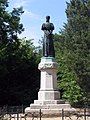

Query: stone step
left=34, top=100, right=66, bottom=105
left=25, top=107, right=76, bottom=117
left=30, top=103, right=71, bottom=109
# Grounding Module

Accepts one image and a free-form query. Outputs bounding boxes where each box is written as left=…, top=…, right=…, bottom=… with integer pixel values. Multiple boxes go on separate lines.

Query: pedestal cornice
left=38, top=57, right=58, bottom=70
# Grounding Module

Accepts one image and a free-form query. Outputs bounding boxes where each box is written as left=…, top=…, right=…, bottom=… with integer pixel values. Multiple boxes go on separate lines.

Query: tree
left=0, top=0, right=24, bottom=44
left=54, top=33, right=84, bottom=106
left=0, top=0, right=40, bottom=106
left=54, top=0, right=90, bottom=106
left=0, top=38, right=40, bottom=105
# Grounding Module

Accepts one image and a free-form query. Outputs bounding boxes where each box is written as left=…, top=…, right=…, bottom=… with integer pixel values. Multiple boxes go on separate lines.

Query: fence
left=0, top=106, right=90, bottom=120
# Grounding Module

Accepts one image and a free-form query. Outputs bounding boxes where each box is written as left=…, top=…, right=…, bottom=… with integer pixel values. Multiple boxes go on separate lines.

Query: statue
left=41, top=16, right=55, bottom=57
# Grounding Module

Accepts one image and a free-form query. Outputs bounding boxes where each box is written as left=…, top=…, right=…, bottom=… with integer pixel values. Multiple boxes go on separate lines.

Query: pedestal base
left=25, top=99, right=73, bottom=115
left=25, top=102, right=75, bottom=116
left=25, top=57, right=75, bottom=115
left=34, top=100, right=65, bottom=105
left=30, top=102, right=71, bottom=110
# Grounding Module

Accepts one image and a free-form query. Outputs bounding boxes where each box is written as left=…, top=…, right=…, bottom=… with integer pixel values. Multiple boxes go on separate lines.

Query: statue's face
left=46, top=16, right=50, bottom=22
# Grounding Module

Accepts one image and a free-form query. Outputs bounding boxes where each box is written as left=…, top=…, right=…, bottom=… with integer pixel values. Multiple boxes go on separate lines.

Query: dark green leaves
left=54, top=0, right=90, bottom=106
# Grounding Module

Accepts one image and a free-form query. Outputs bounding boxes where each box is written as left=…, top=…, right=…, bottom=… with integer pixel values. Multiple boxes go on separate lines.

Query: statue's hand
left=44, top=30, right=52, bottom=36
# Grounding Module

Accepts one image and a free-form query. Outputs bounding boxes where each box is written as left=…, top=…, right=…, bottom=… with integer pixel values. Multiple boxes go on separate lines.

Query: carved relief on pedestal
left=38, top=62, right=58, bottom=70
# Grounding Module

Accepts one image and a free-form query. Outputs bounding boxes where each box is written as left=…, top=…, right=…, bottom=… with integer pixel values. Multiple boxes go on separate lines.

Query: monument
left=41, top=16, right=55, bottom=58
left=25, top=16, right=73, bottom=115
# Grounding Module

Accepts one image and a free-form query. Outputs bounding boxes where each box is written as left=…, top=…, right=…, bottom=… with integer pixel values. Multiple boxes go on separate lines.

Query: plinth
left=25, top=57, right=74, bottom=115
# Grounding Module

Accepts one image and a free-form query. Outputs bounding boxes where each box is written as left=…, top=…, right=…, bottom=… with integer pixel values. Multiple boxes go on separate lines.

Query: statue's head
left=46, top=16, right=50, bottom=22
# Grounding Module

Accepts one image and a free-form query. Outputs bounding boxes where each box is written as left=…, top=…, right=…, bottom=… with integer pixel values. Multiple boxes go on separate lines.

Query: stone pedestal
left=37, top=57, right=60, bottom=101
left=25, top=57, right=74, bottom=115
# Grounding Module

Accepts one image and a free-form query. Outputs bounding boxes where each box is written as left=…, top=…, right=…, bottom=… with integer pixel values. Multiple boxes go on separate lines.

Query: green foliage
left=54, top=34, right=84, bottom=105
left=0, top=0, right=24, bottom=44
left=0, top=0, right=40, bottom=105
left=0, top=38, right=40, bottom=105
left=64, top=0, right=90, bottom=97
left=54, top=0, right=90, bottom=106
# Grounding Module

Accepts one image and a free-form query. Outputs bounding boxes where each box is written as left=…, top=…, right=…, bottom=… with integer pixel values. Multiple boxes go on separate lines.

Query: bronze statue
left=41, top=16, right=55, bottom=57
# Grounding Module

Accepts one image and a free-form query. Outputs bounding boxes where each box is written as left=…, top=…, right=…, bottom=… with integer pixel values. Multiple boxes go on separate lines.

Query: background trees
left=54, top=0, right=90, bottom=106
left=0, top=0, right=24, bottom=44
left=0, top=0, right=40, bottom=106
left=0, top=0, right=89, bottom=107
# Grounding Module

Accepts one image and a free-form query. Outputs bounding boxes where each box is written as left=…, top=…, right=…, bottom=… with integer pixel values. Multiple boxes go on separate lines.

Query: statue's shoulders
left=41, top=22, right=54, bottom=30
left=50, top=23, right=54, bottom=25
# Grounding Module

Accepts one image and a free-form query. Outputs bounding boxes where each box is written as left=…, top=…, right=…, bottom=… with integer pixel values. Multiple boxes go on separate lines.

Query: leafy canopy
left=54, top=0, right=90, bottom=106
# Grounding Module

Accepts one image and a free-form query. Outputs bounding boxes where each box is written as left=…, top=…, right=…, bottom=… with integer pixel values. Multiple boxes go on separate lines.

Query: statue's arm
left=51, top=23, right=54, bottom=30
left=41, top=23, right=46, bottom=30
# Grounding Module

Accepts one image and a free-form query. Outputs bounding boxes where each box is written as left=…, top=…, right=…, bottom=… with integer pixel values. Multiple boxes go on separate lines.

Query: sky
left=8, top=0, right=70, bottom=46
